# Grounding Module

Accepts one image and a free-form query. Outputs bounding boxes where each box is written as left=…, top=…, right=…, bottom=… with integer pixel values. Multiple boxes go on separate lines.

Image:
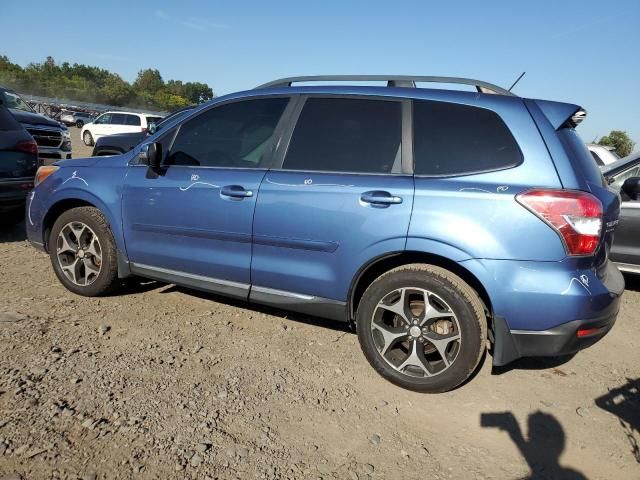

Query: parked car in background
left=588, top=143, right=619, bottom=166
left=92, top=106, right=195, bottom=156
left=0, top=100, right=38, bottom=226
left=60, top=110, right=96, bottom=129
left=0, top=87, right=72, bottom=165
left=602, top=152, right=640, bottom=274
left=81, top=111, right=163, bottom=146
left=26, top=75, right=624, bottom=393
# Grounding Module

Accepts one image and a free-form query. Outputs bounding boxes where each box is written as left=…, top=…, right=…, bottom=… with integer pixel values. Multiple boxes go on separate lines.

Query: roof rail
left=255, top=75, right=514, bottom=96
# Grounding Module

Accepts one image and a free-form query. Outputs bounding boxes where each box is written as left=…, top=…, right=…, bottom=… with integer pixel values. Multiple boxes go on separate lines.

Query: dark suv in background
left=0, top=99, right=38, bottom=225
left=0, top=87, right=72, bottom=165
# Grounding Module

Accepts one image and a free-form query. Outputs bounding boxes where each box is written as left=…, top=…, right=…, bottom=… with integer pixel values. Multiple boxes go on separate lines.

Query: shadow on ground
left=0, top=220, right=27, bottom=243
left=158, top=284, right=352, bottom=334
left=595, top=377, right=640, bottom=463
left=481, top=411, right=587, bottom=479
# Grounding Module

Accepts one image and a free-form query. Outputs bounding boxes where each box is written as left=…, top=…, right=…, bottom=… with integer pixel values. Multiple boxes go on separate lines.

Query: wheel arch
left=348, top=251, right=494, bottom=324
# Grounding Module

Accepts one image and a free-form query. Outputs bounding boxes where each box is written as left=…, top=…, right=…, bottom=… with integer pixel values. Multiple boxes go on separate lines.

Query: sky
left=2, top=0, right=639, bottom=147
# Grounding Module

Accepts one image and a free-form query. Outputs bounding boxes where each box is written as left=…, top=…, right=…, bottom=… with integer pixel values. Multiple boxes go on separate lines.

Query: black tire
left=76, top=120, right=84, bottom=128
left=49, top=207, right=118, bottom=296
left=82, top=130, right=94, bottom=146
left=357, top=264, right=487, bottom=393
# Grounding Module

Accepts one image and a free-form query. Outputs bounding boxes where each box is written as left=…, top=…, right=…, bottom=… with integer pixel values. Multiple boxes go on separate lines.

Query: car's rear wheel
left=357, top=264, right=487, bottom=393
left=49, top=207, right=118, bottom=296
left=82, top=130, right=93, bottom=146
left=76, top=120, right=84, bottom=128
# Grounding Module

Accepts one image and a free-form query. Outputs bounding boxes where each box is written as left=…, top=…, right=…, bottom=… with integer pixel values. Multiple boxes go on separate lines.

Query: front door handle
left=221, top=185, right=253, bottom=199
left=360, top=191, right=403, bottom=206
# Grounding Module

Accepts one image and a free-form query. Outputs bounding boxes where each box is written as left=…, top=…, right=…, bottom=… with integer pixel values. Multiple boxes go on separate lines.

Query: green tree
left=133, top=69, right=164, bottom=94
left=598, top=131, right=635, bottom=158
left=0, top=54, right=214, bottom=111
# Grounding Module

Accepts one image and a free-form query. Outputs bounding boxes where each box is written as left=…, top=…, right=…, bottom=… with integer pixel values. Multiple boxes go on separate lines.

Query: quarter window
left=610, top=166, right=640, bottom=192
left=283, top=98, right=402, bottom=174
left=413, top=100, right=522, bottom=176
left=166, top=98, right=289, bottom=168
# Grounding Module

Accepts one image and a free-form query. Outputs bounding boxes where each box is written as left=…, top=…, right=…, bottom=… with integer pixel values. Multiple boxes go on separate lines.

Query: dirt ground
left=0, top=129, right=638, bottom=480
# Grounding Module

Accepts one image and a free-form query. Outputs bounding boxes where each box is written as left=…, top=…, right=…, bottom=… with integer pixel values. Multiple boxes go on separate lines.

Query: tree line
left=0, top=55, right=214, bottom=112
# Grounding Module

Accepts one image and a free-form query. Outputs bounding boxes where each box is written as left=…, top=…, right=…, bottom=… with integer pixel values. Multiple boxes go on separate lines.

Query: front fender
left=27, top=167, right=125, bottom=254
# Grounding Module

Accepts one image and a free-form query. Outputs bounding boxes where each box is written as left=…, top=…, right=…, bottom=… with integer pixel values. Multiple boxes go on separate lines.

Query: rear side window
left=413, top=100, right=522, bottom=176
left=283, top=98, right=402, bottom=174
left=590, top=150, right=604, bottom=166
left=111, top=114, right=127, bottom=125
left=125, top=115, right=141, bottom=126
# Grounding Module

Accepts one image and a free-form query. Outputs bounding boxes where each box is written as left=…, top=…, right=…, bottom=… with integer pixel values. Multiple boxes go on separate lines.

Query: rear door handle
left=360, top=191, right=403, bottom=206
left=221, top=185, right=253, bottom=199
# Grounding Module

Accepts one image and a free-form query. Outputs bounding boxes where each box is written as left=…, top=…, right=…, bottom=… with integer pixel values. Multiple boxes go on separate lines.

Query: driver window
left=95, top=114, right=112, bottom=125
left=166, top=98, right=289, bottom=168
left=611, top=166, right=640, bottom=193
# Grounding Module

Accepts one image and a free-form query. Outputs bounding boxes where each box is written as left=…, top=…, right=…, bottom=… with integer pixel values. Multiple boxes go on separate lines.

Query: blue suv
left=26, top=76, right=624, bottom=393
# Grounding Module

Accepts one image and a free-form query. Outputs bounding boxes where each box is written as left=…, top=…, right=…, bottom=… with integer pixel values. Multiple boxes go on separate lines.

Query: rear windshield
left=558, top=128, right=605, bottom=187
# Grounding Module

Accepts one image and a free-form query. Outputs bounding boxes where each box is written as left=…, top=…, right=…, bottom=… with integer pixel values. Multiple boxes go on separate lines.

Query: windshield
left=0, top=90, right=35, bottom=113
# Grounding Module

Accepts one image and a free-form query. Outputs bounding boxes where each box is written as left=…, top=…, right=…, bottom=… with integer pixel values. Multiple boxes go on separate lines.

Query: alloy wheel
left=370, top=287, right=462, bottom=378
left=56, top=221, right=102, bottom=286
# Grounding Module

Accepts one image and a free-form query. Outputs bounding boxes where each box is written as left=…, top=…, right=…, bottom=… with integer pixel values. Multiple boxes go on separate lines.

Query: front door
left=250, top=96, right=414, bottom=317
left=122, top=96, right=291, bottom=298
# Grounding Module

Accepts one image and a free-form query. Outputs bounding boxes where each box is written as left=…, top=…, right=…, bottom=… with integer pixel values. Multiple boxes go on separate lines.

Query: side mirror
left=148, top=122, right=158, bottom=135
left=138, top=142, right=162, bottom=170
left=621, top=176, right=640, bottom=201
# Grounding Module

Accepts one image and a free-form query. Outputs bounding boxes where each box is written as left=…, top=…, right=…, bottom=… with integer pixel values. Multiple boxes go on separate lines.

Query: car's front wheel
left=82, top=130, right=94, bottom=146
left=357, top=264, right=487, bottom=393
left=49, top=207, right=118, bottom=296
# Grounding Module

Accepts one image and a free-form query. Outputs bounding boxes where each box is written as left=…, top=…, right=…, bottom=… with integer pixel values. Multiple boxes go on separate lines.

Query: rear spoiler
left=531, top=99, right=586, bottom=130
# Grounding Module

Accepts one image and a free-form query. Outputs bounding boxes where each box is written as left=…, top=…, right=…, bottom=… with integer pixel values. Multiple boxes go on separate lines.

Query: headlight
left=62, top=129, right=71, bottom=139
left=34, top=165, right=59, bottom=186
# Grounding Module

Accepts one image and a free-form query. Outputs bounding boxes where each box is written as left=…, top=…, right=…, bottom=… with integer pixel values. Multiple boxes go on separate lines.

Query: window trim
left=411, top=99, right=524, bottom=179
left=271, top=94, right=411, bottom=176
left=157, top=95, right=295, bottom=171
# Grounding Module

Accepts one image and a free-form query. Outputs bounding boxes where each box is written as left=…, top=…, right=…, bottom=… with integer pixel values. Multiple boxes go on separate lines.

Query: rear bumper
left=476, top=258, right=625, bottom=366
left=511, top=310, right=617, bottom=357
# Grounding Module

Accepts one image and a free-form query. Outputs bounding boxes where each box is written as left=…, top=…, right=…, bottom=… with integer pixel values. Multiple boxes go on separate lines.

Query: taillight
left=516, top=189, right=603, bottom=256
left=15, top=140, right=38, bottom=155
left=141, top=127, right=147, bottom=133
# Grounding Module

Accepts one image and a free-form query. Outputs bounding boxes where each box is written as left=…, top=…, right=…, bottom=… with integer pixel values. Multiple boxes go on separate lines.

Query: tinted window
left=413, top=100, right=522, bottom=176
left=166, top=98, right=288, bottom=168
left=125, top=115, right=141, bottom=126
left=111, top=114, right=127, bottom=125
left=283, top=98, right=402, bottom=173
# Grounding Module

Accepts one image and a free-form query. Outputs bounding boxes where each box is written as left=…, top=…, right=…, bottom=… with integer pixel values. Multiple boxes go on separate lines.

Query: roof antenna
left=508, top=72, right=526, bottom=92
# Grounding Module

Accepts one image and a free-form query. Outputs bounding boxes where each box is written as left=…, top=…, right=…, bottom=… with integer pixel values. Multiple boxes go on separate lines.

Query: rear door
left=250, top=96, right=414, bottom=317
left=123, top=114, right=143, bottom=134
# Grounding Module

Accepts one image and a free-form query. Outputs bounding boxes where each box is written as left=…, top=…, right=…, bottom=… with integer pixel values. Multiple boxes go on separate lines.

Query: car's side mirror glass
left=621, top=176, right=640, bottom=201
